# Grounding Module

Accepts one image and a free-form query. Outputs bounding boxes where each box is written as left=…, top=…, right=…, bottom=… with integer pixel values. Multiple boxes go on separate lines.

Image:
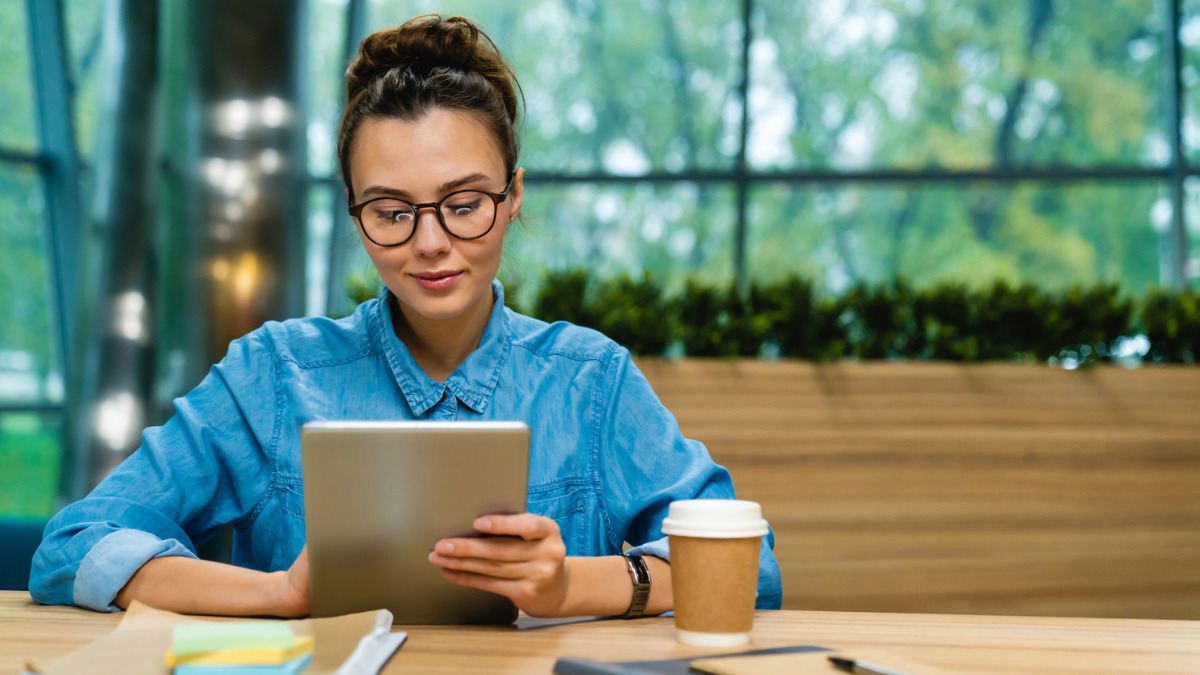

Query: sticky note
left=171, top=622, right=296, bottom=656
left=166, top=635, right=313, bottom=667
left=172, top=652, right=312, bottom=675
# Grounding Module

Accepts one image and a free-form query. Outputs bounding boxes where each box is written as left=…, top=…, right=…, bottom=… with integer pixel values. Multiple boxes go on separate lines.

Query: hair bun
left=346, top=15, right=511, bottom=113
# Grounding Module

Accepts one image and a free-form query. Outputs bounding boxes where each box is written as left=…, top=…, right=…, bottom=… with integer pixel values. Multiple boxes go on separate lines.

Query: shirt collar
left=372, top=280, right=511, bottom=416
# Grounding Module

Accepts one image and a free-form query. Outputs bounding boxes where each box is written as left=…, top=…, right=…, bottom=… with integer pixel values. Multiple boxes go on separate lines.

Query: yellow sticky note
left=165, top=634, right=314, bottom=667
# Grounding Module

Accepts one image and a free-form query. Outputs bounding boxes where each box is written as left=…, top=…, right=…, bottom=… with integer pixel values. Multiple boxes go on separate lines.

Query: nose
left=410, top=207, right=451, bottom=257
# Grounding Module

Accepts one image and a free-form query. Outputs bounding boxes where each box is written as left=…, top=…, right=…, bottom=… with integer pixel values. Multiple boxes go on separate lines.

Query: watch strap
left=622, top=553, right=651, bottom=619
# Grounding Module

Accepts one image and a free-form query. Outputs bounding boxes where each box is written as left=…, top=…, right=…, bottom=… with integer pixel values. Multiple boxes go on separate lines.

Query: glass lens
left=360, top=198, right=416, bottom=244
left=439, top=190, right=496, bottom=238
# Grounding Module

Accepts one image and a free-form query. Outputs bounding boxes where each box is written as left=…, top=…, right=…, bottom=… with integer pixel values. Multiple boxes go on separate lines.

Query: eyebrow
left=358, top=172, right=496, bottom=200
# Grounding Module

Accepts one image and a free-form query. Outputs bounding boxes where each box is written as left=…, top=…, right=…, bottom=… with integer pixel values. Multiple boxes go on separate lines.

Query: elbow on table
left=27, top=542, right=77, bottom=608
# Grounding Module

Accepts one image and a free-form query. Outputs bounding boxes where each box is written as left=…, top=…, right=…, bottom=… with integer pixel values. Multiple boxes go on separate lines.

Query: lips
left=412, top=270, right=462, bottom=292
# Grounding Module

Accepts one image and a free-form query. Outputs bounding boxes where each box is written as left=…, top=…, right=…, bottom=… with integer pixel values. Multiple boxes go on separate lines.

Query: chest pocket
left=276, top=474, right=306, bottom=520
left=526, top=481, right=598, bottom=556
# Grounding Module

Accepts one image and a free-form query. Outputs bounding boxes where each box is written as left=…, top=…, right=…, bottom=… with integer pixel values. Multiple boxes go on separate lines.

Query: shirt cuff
left=73, top=529, right=197, bottom=612
left=625, top=536, right=670, bottom=562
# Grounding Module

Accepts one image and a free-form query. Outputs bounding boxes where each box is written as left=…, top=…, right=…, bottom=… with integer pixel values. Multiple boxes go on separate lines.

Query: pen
left=828, top=655, right=915, bottom=675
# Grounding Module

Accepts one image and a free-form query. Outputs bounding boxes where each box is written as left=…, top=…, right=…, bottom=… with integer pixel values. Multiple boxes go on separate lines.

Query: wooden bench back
left=637, top=360, right=1200, bottom=619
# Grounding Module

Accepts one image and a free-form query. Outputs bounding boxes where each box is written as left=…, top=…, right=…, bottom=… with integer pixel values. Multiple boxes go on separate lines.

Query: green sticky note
left=172, top=622, right=296, bottom=656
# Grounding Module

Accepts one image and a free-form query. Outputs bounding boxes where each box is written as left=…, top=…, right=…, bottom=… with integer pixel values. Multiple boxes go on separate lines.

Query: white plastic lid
left=660, top=499, right=769, bottom=538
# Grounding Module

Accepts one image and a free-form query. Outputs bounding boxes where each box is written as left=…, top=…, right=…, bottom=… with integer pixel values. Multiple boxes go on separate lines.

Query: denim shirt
left=31, top=281, right=782, bottom=612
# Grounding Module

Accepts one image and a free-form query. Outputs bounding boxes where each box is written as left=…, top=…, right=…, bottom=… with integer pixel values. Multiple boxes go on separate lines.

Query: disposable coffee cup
left=661, top=499, right=769, bottom=647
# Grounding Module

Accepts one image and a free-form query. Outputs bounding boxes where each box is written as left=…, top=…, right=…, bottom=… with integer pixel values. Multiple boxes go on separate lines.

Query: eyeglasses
left=348, top=175, right=515, bottom=247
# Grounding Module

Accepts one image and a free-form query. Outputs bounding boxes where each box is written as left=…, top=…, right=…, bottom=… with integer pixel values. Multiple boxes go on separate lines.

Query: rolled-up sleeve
left=30, top=332, right=278, bottom=611
left=598, top=349, right=783, bottom=610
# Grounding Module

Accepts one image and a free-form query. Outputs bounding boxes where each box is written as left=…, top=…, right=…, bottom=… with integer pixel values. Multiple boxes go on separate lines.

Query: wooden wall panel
left=636, top=360, right=1200, bottom=619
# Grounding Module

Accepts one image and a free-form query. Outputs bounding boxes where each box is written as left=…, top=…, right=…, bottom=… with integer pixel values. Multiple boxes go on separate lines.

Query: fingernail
left=476, top=518, right=491, bottom=531
left=437, top=541, right=454, bottom=554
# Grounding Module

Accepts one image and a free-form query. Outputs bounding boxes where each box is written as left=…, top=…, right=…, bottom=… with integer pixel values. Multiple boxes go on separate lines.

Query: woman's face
left=348, top=109, right=523, bottom=326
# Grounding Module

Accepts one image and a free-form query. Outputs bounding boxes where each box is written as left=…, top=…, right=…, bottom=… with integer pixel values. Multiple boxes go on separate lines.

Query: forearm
left=114, top=556, right=300, bottom=617
left=560, top=555, right=672, bottom=617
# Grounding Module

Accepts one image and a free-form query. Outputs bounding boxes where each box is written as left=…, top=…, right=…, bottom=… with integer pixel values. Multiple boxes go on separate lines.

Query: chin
left=398, top=287, right=487, bottom=323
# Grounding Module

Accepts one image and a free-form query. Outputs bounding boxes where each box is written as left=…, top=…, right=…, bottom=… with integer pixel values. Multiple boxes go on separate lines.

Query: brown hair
left=338, top=15, right=522, bottom=200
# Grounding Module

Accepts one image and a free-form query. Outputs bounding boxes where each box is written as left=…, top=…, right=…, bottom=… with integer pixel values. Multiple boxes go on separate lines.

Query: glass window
left=367, top=0, right=745, bottom=174
left=0, top=1, right=38, bottom=152
left=753, top=0, right=1164, bottom=171
left=504, top=181, right=736, bottom=304
left=0, top=164, right=61, bottom=519
left=1182, top=177, right=1200, bottom=287
left=0, top=165, right=61, bottom=403
left=0, top=411, right=62, bottom=519
left=306, top=182, right=335, bottom=316
left=1181, top=0, right=1200, bottom=163
left=747, top=181, right=1165, bottom=294
left=63, top=0, right=105, bottom=162
left=308, top=0, right=349, bottom=178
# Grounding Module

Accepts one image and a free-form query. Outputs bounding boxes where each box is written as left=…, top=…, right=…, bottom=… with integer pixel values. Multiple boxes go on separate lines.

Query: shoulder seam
left=510, top=340, right=610, bottom=364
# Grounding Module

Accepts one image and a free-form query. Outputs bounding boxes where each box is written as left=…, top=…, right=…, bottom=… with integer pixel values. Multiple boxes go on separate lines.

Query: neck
left=391, top=291, right=495, bottom=383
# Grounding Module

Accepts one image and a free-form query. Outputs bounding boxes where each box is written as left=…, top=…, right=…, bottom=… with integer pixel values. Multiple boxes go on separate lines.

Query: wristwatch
left=622, top=553, right=652, bottom=619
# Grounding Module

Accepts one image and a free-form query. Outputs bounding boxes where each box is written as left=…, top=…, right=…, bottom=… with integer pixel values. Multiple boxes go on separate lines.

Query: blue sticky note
left=172, top=653, right=312, bottom=675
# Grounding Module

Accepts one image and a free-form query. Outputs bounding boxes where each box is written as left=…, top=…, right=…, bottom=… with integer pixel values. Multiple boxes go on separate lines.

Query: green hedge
left=517, top=273, right=1198, bottom=364
left=349, top=271, right=1198, bottom=363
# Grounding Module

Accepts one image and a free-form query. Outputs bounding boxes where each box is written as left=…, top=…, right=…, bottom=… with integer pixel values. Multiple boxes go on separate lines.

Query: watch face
left=627, top=554, right=651, bottom=584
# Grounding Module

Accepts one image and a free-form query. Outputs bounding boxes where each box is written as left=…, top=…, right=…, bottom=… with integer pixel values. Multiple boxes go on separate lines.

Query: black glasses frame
left=348, top=175, right=515, bottom=247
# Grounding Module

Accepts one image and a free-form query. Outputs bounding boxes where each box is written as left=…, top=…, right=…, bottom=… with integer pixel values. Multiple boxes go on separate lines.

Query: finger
left=476, top=513, right=559, bottom=541
left=440, top=567, right=528, bottom=601
left=428, top=551, right=528, bottom=579
left=433, top=536, right=535, bottom=561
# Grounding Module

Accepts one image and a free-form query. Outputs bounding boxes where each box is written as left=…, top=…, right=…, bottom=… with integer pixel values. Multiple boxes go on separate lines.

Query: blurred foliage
left=519, top=270, right=1191, bottom=364
left=1140, top=288, right=1200, bottom=363
left=529, top=270, right=676, bottom=357
left=347, top=275, right=380, bottom=307
left=0, top=413, right=60, bottom=519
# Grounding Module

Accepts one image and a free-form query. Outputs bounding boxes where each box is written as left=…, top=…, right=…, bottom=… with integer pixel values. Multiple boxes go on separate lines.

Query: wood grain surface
left=4, top=592, right=1200, bottom=674
left=636, top=360, right=1200, bottom=620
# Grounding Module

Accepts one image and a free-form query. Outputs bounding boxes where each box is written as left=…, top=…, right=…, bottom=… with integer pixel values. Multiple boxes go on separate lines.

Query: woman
left=31, top=15, right=782, bottom=618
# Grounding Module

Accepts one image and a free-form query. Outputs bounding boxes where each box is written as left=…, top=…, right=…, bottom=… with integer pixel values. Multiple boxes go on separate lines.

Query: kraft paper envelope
left=28, top=601, right=386, bottom=675
left=689, top=647, right=950, bottom=675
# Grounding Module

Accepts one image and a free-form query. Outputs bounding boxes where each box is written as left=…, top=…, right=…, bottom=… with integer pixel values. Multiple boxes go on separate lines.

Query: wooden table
left=3, top=591, right=1200, bottom=674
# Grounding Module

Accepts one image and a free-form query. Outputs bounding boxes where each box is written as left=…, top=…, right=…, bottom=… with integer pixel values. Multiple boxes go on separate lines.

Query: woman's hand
left=428, top=514, right=570, bottom=617
left=273, top=544, right=311, bottom=618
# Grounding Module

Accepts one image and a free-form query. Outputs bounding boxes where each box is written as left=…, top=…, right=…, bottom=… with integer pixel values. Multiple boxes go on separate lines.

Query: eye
left=368, top=200, right=413, bottom=224
left=444, top=194, right=484, bottom=217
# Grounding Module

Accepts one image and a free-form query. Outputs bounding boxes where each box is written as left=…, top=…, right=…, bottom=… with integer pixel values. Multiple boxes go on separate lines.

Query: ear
left=508, top=167, right=524, bottom=222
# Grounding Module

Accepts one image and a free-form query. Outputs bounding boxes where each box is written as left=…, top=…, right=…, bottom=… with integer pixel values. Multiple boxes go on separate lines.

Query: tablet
left=301, top=420, right=530, bottom=624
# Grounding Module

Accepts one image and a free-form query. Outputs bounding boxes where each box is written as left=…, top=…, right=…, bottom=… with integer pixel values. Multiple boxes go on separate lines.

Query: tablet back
left=301, top=420, right=530, bottom=624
